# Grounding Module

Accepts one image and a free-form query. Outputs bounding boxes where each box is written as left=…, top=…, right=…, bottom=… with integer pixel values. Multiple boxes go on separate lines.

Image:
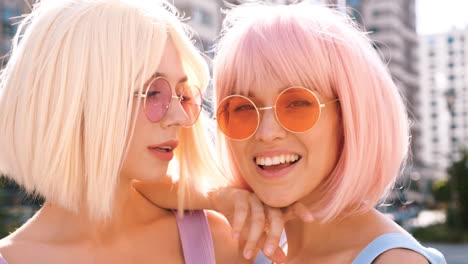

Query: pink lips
left=148, top=140, right=178, bottom=162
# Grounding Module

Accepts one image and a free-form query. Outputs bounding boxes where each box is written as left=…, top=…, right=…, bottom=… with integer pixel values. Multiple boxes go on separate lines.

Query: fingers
left=242, top=194, right=265, bottom=260
left=263, top=207, right=284, bottom=257
left=251, top=235, right=287, bottom=264
left=283, top=202, right=314, bottom=223
left=272, top=247, right=287, bottom=264
left=231, top=192, right=249, bottom=240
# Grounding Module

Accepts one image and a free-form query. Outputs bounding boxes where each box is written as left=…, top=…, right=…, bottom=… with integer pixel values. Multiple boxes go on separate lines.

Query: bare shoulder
left=373, top=248, right=429, bottom=264
left=205, top=210, right=250, bottom=264
left=0, top=235, right=30, bottom=263
left=0, top=236, right=13, bottom=253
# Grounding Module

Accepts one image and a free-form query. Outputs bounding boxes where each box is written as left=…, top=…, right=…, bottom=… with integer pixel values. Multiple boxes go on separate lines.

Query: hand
left=209, top=187, right=287, bottom=262
left=283, top=202, right=315, bottom=223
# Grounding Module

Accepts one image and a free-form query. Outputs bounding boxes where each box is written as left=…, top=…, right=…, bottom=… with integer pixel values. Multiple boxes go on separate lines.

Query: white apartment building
left=419, top=30, right=468, bottom=172
left=349, top=0, right=421, bottom=165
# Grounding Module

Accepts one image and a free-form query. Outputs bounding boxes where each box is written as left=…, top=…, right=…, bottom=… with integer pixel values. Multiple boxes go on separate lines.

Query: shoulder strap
left=174, top=210, right=216, bottom=264
left=0, top=253, right=8, bottom=264
left=352, top=233, right=446, bottom=264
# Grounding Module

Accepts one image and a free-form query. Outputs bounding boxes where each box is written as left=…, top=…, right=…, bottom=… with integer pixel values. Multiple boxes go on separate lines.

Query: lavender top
left=0, top=210, right=215, bottom=264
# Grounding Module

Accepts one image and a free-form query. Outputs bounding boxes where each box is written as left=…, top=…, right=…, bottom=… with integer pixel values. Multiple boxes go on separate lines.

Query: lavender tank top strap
left=174, top=210, right=216, bottom=264
left=0, top=254, right=8, bottom=264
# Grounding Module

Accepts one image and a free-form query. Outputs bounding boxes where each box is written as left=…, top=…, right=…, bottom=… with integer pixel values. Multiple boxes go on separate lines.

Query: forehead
left=156, top=38, right=186, bottom=83
left=232, top=82, right=318, bottom=98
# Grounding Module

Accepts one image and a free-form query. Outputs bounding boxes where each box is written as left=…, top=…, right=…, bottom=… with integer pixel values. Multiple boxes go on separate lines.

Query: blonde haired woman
left=0, top=0, right=285, bottom=263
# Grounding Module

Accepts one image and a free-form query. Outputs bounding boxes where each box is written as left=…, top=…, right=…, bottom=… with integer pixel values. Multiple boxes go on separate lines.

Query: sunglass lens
left=217, top=96, right=258, bottom=140
left=276, top=88, right=320, bottom=132
left=180, top=85, right=202, bottom=127
left=145, top=78, right=172, bottom=122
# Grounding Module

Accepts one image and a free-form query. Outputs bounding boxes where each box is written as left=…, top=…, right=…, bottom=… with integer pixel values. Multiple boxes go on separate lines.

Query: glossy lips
left=148, top=140, right=178, bottom=161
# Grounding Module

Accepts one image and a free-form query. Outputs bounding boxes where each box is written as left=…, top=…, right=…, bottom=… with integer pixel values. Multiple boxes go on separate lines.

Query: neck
left=27, top=178, right=169, bottom=243
left=284, top=209, right=377, bottom=259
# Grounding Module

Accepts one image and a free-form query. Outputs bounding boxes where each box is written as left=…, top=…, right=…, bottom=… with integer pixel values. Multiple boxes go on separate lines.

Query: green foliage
left=447, top=150, right=468, bottom=230
left=412, top=223, right=468, bottom=243
left=0, top=175, right=42, bottom=238
left=432, top=179, right=450, bottom=203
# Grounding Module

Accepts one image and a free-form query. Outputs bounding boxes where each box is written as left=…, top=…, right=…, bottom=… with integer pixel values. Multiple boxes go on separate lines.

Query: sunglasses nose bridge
left=257, top=105, right=275, bottom=111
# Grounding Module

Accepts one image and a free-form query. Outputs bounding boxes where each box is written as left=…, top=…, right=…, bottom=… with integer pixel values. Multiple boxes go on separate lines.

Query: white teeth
left=273, top=156, right=280, bottom=165
left=155, top=146, right=172, bottom=151
left=255, top=154, right=300, bottom=166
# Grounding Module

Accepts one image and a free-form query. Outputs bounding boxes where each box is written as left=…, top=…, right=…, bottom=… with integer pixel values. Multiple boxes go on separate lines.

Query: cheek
left=128, top=106, right=149, bottom=147
left=228, top=140, right=252, bottom=176
left=122, top=105, right=151, bottom=166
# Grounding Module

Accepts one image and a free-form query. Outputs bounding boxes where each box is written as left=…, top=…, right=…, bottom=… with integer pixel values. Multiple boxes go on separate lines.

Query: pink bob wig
left=213, top=2, right=410, bottom=222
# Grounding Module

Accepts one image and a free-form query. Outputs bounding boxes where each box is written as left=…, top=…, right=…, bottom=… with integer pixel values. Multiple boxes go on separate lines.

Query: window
left=369, top=27, right=379, bottom=33
left=428, top=38, right=436, bottom=46
left=2, top=8, right=21, bottom=37
left=432, top=113, right=438, bottom=119
left=192, top=8, right=213, bottom=26
left=448, top=36, right=454, bottom=44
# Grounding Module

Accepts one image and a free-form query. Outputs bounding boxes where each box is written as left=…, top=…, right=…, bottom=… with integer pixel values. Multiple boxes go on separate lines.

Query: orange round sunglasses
left=216, top=87, right=338, bottom=140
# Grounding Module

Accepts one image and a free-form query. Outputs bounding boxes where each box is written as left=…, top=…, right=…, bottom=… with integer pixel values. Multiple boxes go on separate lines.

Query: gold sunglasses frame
left=134, top=77, right=203, bottom=127
left=216, top=86, right=339, bottom=141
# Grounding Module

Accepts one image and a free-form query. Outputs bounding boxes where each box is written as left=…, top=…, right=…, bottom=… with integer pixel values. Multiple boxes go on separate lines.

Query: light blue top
left=254, top=232, right=447, bottom=264
left=352, top=233, right=446, bottom=264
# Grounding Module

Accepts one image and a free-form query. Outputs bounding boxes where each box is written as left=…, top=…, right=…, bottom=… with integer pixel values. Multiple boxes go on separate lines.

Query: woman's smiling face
left=227, top=85, right=342, bottom=207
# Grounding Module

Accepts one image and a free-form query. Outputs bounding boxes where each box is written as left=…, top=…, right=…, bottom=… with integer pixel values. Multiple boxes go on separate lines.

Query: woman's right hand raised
left=209, top=187, right=287, bottom=262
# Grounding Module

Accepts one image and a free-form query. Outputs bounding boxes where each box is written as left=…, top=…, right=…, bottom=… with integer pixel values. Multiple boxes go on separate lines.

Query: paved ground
left=424, top=243, right=468, bottom=264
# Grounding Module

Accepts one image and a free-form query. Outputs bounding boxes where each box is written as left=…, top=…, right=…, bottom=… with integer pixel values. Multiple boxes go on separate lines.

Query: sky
left=416, top=0, right=468, bottom=35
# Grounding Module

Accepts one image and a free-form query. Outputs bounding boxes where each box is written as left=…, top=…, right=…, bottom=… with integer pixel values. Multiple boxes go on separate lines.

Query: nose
left=160, top=96, right=189, bottom=128
left=254, top=107, right=287, bottom=142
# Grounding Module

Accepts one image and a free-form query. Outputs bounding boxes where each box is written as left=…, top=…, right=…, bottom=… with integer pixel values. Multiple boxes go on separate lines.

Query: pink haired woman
left=213, top=2, right=447, bottom=264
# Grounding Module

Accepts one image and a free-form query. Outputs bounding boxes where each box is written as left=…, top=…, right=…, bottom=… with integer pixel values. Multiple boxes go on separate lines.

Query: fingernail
left=264, top=245, right=275, bottom=256
left=275, top=249, right=286, bottom=260
left=232, top=232, right=240, bottom=240
left=243, top=249, right=253, bottom=259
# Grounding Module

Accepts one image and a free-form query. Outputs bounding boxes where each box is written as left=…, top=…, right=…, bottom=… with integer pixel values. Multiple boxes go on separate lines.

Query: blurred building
left=347, top=0, right=421, bottom=165
left=173, top=0, right=223, bottom=57
left=173, top=0, right=344, bottom=57
left=419, top=30, right=468, bottom=170
left=0, top=0, right=34, bottom=65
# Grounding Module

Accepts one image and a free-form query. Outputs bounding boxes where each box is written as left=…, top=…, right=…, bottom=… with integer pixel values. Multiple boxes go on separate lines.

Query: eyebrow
left=230, top=86, right=317, bottom=97
left=152, top=72, right=188, bottom=84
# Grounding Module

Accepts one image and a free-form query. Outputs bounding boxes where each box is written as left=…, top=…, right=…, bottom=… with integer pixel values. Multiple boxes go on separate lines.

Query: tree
left=447, top=149, right=468, bottom=231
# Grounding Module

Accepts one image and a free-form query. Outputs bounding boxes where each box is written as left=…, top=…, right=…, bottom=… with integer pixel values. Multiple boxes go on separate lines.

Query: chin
left=136, top=168, right=167, bottom=182
left=256, top=190, right=296, bottom=208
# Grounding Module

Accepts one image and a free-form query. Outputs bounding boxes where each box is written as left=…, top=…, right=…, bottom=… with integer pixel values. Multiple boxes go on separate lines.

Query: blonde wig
left=0, top=0, right=226, bottom=221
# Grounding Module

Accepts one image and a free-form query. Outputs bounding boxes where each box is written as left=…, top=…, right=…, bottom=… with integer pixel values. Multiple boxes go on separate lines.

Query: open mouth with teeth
left=254, top=154, right=301, bottom=171
left=149, top=146, right=173, bottom=152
